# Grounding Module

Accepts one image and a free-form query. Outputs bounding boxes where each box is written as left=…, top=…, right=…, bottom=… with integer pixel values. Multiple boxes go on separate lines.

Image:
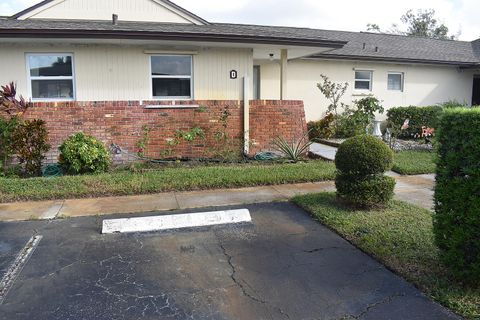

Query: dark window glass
left=388, top=73, right=403, bottom=91
left=151, top=56, right=191, bottom=76
left=355, top=81, right=371, bottom=90
left=355, top=71, right=371, bottom=80
left=31, top=80, right=74, bottom=99
left=152, top=78, right=191, bottom=98
left=29, top=55, right=73, bottom=77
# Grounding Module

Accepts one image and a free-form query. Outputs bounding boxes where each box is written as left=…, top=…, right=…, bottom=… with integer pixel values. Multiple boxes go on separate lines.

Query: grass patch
left=0, top=160, right=335, bottom=203
left=392, top=150, right=436, bottom=175
left=293, top=193, right=479, bottom=319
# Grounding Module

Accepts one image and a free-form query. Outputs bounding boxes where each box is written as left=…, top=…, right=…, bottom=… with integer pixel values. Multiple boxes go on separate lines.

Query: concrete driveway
left=0, top=202, right=457, bottom=320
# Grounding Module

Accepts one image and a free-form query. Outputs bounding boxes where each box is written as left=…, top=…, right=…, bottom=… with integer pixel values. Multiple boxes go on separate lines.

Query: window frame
left=387, top=72, right=404, bottom=92
left=354, top=70, right=373, bottom=91
left=150, top=54, right=194, bottom=100
left=26, top=53, right=76, bottom=102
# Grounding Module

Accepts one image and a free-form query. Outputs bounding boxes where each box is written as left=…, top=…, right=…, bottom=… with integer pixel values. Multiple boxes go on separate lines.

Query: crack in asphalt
left=219, top=243, right=266, bottom=305
left=41, top=260, right=81, bottom=279
left=340, top=293, right=406, bottom=319
left=218, top=242, right=290, bottom=319
left=34, top=237, right=196, bottom=320
left=303, top=246, right=352, bottom=253
left=91, top=252, right=194, bottom=319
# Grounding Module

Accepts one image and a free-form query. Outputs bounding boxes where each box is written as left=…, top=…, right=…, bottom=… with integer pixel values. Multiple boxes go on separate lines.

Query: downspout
left=243, top=75, right=250, bottom=156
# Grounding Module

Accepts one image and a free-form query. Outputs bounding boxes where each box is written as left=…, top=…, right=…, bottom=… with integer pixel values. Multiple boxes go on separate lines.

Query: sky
left=1, top=0, right=479, bottom=41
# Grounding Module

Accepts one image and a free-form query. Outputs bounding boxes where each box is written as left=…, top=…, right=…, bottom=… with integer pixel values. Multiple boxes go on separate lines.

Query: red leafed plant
left=0, top=82, right=31, bottom=118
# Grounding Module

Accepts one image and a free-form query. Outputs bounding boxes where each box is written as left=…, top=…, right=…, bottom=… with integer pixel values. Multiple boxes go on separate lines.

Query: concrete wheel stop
left=102, top=209, right=252, bottom=234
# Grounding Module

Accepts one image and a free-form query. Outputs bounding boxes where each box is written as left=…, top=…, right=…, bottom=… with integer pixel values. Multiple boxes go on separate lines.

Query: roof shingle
left=216, top=23, right=479, bottom=65
left=0, top=19, right=478, bottom=66
left=0, top=19, right=346, bottom=48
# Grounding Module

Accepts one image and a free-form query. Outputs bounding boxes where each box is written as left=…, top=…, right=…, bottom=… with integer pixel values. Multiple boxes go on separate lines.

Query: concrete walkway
left=310, top=142, right=337, bottom=161
left=390, top=173, right=436, bottom=210
left=0, top=174, right=435, bottom=222
left=0, top=182, right=336, bottom=222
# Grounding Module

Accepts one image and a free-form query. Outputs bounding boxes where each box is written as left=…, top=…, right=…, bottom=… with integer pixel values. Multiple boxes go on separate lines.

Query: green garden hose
left=42, top=164, right=63, bottom=177
left=254, top=152, right=280, bottom=161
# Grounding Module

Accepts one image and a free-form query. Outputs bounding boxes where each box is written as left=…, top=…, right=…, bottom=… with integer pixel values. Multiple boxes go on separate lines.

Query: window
left=151, top=55, right=192, bottom=99
left=388, top=72, right=404, bottom=91
left=354, top=70, right=373, bottom=91
left=27, top=54, right=75, bottom=101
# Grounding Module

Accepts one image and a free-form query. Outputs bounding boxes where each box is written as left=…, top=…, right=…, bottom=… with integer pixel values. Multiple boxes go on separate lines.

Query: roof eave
left=10, top=0, right=53, bottom=19
left=159, top=0, right=210, bottom=25
left=0, top=29, right=347, bottom=48
left=308, top=53, right=480, bottom=67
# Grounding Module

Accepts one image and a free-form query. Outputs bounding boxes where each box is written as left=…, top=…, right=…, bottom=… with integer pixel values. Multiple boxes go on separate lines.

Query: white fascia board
left=15, top=0, right=65, bottom=20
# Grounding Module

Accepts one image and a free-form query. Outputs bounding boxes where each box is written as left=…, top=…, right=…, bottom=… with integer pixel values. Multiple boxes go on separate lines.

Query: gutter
left=0, top=29, right=347, bottom=48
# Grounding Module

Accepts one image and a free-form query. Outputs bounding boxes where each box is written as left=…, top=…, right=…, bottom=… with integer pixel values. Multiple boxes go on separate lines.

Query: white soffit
left=253, top=47, right=340, bottom=61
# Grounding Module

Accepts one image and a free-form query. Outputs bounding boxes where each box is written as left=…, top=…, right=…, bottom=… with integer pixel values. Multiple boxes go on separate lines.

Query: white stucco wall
left=259, top=59, right=475, bottom=121
left=17, top=0, right=202, bottom=24
left=0, top=43, right=252, bottom=101
left=0, top=43, right=473, bottom=110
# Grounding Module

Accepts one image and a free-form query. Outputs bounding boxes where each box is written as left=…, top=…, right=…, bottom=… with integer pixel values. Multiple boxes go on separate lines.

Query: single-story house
left=1, top=0, right=479, bottom=161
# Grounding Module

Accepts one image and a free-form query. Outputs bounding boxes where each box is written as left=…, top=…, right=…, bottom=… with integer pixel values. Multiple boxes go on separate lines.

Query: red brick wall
left=249, top=100, right=307, bottom=153
left=24, top=100, right=306, bottom=163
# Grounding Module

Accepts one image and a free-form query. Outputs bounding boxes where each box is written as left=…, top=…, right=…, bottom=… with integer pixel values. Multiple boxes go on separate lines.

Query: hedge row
left=387, top=106, right=444, bottom=138
left=434, top=108, right=480, bottom=284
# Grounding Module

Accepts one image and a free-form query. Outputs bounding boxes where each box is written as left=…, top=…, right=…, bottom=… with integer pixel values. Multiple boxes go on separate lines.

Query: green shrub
left=0, top=116, right=19, bottom=175
left=387, top=106, right=443, bottom=139
left=434, top=108, right=480, bottom=284
left=307, top=114, right=335, bottom=140
left=12, top=119, right=50, bottom=177
left=273, top=131, right=313, bottom=163
left=335, top=135, right=393, bottom=175
left=335, top=135, right=395, bottom=208
left=59, top=132, right=111, bottom=175
left=334, top=97, right=384, bottom=138
left=353, top=96, right=384, bottom=122
left=334, top=113, right=366, bottom=138
left=438, top=100, right=468, bottom=109
left=336, top=174, right=396, bottom=208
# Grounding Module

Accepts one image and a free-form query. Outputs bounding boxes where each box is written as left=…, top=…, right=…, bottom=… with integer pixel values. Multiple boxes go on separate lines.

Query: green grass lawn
left=293, top=193, right=479, bottom=319
left=0, top=160, right=335, bottom=203
left=392, top=150, right=436, bottom=175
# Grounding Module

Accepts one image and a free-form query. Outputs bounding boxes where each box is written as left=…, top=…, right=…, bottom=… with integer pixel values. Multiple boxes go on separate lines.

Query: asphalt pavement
left=0, top=202, right=458, bottom=320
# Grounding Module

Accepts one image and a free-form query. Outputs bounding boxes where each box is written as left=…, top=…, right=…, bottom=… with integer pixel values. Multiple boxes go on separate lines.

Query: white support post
left=280, top=49, right=288, bottom=100
left=243, top=75, right=250, bottom=156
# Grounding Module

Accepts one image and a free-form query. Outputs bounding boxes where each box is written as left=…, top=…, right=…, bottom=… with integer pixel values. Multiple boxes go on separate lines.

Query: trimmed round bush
left=59, top=132, right=111, bottom=174
left=336, top=174, right=396, bottom=208
left=434, top=108, right=480, bottom=284
left=335, top=135, right=395, bottom=208
left=335, top=135, right=393, bottom=175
